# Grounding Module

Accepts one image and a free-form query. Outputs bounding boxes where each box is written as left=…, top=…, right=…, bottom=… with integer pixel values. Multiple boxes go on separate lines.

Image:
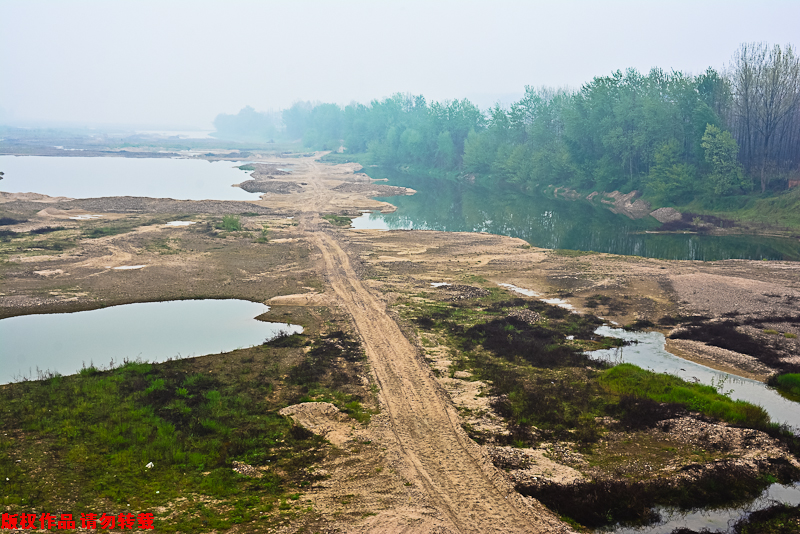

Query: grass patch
left=237, top=164, right=257, bottom=171
left=0, top=323, right=373, bottom=532
left=0, top=217, right=28, bottom=225
left=731, top=503, right=800, bottom=533
left=256, top=224, right=270, bottom=243
left=322, top=214, right=352, bottom=227
left=82, top=217, right=173, bottom=239
left=0, top=226, right=77, bottom=255
left=83, top=227, right=131, bottom=238
left=29, top=226, right=66, bottom=234
left=600, top=363, right=771, bottom=429
left=552, top=249, right=595, bottom=257
left=769, top=373, right=800, bottom=403
left=144, top=237, right=182, bottom=255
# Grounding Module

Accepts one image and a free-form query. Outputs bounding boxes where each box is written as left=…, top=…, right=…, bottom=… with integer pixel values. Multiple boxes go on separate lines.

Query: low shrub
left=322, top=214, right=352, bottom=227
left=218, top=215, right=242, bottom=232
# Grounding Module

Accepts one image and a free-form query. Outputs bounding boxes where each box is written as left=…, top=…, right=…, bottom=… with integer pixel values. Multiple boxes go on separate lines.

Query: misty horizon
left=2, top=0, right=799, bottom=130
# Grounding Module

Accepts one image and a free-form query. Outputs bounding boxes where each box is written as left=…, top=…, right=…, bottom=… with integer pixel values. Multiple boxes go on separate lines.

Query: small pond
left=0, top=155, right=258, bottom=201
left=0, top=299, right=301, bottom=384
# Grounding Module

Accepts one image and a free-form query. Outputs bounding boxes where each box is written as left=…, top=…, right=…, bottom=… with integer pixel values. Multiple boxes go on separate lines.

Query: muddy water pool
left=0, top=155, right=257, bottom=200
left=604, top=481, right=800, bottom=533
left=0, top=299, right=301, bottom=384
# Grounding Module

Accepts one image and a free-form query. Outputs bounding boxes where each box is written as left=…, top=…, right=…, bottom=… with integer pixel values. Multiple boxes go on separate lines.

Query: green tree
left=701, top=124, right=747, bottom=195
left=398, top=128, right=425, bottom=164
left=435, top=131, right=456, bottom=169
left=646, top=140, right=696, bottom=202
left=462, top=130, right=494, bottom=175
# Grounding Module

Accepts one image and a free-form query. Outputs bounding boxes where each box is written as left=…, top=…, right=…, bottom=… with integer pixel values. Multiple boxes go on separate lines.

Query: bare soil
left=2, top=153, right=799, bottom=532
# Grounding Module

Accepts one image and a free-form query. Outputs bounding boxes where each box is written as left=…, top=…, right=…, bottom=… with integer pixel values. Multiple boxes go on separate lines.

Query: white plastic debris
left=145, top=462, right=154, bottom=469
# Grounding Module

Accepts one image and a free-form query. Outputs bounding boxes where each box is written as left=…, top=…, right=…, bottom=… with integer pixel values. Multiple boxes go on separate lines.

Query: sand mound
left=279, top=402, right=362, bottom=447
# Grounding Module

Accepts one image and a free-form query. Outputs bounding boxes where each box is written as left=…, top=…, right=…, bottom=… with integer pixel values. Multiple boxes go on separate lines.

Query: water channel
left=590, top=327, right=800, bottom=533
left=351, top=168, right=800, bottom=261
left=0, top=155, right=258, bottom=201
left=0, top=299, right=301, bottom=384
left=590, top=326, right=800, bottom=430
left=605, top=480, right=800, bottom=534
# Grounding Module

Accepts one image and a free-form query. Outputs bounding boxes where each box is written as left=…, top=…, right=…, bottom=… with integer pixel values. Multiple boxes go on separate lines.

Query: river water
left=0, top=155, right=258, bottom=201
left=0, top=299, right=301, bottom=384
left=351, top=169, right=800, bottom=261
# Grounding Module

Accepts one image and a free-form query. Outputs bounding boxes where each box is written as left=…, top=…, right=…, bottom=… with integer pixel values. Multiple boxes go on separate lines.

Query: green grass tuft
left=322, top=214, right=352, bottom=227
left=218, top=215, right=243, bottom=232
left=770, top=373, right=800, bottom=402
left=600, top=363, right=771, bottom=428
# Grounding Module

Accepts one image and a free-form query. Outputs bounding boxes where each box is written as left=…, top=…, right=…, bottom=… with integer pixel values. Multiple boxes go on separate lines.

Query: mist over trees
left=223, top=43, right=800, bottom=207
left=212, top=106, right=282, bottom=142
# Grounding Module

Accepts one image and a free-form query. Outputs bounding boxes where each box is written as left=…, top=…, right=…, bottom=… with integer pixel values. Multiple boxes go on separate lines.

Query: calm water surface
left=0, top=300, right=301, bottom=384
left=0, top=155, right=257, bottom=200
left=603, top=481, right=800, bottom=534
left=353, top=169, right=800, bottom=261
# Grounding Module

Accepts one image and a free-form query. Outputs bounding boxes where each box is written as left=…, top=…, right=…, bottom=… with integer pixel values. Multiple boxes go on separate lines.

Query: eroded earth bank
left=1, top=154, right=799, bottom=533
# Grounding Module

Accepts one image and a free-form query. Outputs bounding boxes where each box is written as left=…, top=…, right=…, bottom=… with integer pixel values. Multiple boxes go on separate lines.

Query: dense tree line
left=215, top=43, right=800, bottom=205
left=728, top=43, right=800, bottom=192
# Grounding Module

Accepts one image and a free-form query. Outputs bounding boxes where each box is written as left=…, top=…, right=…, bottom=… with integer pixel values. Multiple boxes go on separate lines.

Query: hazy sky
left=1, top=0, right=798, bottom=129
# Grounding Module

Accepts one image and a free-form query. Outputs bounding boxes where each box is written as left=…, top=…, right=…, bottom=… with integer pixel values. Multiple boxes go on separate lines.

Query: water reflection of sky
left=0, top=300, right=302, bottom=384
left=605, top=481, right=800, bottom=533
left=0, top=156, right=256, bottom=200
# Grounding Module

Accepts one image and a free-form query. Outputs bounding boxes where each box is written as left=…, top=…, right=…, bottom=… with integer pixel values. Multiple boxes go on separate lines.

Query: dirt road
left=290, top=159, right=571, bottom=532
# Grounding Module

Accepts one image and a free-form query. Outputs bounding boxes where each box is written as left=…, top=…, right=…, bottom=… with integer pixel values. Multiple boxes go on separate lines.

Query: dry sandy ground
left=2, top=153, right=798, bottom=532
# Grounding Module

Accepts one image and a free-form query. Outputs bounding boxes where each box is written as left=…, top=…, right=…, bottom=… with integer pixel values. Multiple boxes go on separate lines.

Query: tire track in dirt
left=288, top=158, right=571, bottom=532
left=308, top=229, right=570, bottom=533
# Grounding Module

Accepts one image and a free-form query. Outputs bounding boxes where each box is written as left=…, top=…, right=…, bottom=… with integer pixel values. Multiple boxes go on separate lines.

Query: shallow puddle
left=0, top=299, right=301, bottom=384
left=497, top=283, right=540, bottom=297
left=603, top=481, right=800, bottom=533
